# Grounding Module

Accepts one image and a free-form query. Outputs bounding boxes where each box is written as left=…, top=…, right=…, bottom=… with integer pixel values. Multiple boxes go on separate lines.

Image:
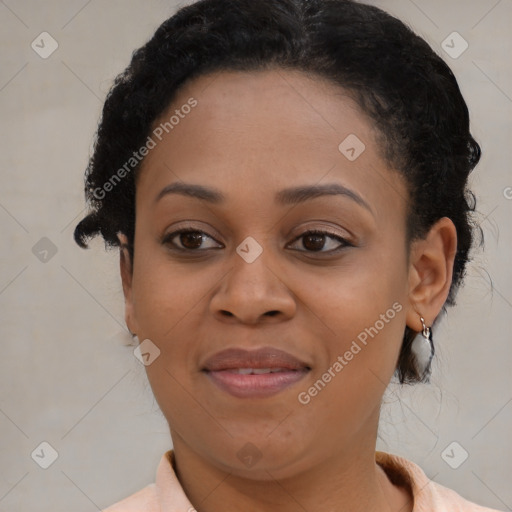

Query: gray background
left=0, top=0, right=511, bottom=510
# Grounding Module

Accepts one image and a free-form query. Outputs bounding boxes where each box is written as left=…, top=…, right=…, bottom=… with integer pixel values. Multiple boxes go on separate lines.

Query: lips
left=202, top=347, right=310, bottom=399
left=226, top=367, right=291, bottom=374
left=203, top=347, right=309, bottom=372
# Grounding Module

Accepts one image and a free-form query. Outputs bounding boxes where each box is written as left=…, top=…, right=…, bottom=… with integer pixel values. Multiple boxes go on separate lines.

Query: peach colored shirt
left=102, top=450, right=503, bottom=511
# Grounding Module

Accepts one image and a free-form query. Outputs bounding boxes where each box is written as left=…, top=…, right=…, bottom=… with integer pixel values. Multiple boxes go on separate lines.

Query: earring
left=116, top=328, right=139, bottom=346
left=411, top=316, right=434, bottom=378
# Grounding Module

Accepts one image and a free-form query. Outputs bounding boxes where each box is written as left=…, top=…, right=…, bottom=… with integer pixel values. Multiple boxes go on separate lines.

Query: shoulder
left=101, top=450, right=180, bottom=511
left=376, top=451, right=503, bottom=512
left=101, top=483, right=158, bottom=511
left=427, top=480, right=503, bottom=512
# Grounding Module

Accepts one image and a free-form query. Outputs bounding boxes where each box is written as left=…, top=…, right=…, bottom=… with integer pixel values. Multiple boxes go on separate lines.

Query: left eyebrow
left=275, top=183, right=373, bottom=215
left=154, top=181, right=373, bottom=215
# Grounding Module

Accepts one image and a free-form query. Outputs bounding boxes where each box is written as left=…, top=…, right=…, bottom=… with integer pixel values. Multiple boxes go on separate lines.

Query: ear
left=405, top=217, right=458, bottom=331
left=118, top=233, right=138, bottom=335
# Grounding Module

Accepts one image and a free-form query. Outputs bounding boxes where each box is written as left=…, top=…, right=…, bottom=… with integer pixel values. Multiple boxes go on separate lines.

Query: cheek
left=293, top=276, right=407, bottom=442
left=307, top=245, right=407, bottom=328
left=130, top=246, right=224, bottom=386
left=131, top=246, right=206, bottom=332
left=130, top=257, right=207, bottom=421
left=305, top=244, right=409, bottom=384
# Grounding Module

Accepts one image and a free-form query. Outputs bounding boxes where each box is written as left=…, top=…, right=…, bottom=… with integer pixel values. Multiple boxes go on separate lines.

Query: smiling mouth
left=225, top=367, right=295, bottom=374
left=202, top=347, right=311, bottom=398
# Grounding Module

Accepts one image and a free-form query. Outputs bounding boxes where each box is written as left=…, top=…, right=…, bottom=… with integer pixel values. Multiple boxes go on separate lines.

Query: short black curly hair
left=74, top=0, right=482, bottom=384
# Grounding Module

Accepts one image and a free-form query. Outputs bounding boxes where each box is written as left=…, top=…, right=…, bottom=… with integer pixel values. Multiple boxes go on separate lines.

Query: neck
left=170, top=435, right=412, bottom=512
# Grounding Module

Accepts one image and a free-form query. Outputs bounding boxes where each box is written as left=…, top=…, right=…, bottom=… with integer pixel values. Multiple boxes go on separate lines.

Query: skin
left=119, top=69, right=457, bottom=512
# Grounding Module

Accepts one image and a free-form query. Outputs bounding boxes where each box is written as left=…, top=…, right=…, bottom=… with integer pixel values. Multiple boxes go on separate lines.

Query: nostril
left=265, top=310, right=279, bottom=317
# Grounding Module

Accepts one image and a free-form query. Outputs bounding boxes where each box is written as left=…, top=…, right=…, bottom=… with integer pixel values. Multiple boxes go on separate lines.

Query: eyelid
left=161, top=220, right=223, bottom=241
left=287, top=220, right=354, bottom=244
left=286, top=229, right=353, bottom=252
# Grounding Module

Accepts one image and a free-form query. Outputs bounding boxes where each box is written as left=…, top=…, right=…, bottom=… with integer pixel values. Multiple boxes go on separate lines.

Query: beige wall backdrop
left=0, top=1, right=511, bottom=510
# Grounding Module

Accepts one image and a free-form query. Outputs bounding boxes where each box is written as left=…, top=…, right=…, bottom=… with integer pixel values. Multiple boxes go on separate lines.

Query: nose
left=209, top=245, right=297, bottom=325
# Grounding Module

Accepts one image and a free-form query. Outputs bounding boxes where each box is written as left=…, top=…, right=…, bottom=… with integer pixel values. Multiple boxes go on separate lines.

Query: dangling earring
left=129, top=330, right=139, bottom=346
left=116, top=328, right=139, bottom=346
left=411, top=316, right=434, bottom=379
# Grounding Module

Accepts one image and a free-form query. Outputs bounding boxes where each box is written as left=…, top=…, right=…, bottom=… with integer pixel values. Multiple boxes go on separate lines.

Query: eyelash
left=161, top=228, right=352, bottom=255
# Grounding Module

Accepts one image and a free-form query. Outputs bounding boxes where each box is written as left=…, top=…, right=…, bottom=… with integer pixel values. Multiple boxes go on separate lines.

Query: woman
left=74, top=0, right=501, bottom=510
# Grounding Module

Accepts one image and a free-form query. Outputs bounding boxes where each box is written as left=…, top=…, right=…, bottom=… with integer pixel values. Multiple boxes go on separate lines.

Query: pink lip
left=202, top=347, right=311, bottom=399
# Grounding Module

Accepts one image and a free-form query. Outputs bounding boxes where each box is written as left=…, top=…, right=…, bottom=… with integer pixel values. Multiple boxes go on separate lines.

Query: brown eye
left=163, top=229, right=222, bottom=251
left=179, top=231, right=204, bottom=249
left=288, top=230, right=351, bottom=253
left=302, top=233, right=327, bottom=251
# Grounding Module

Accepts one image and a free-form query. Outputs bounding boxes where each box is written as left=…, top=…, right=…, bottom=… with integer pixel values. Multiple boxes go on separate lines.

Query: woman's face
left=124, top=69, right=415, bottom=478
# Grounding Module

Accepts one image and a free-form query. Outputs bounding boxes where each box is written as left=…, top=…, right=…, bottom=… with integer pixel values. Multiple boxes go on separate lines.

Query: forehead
left=136, top=68, right=406, bottom=219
